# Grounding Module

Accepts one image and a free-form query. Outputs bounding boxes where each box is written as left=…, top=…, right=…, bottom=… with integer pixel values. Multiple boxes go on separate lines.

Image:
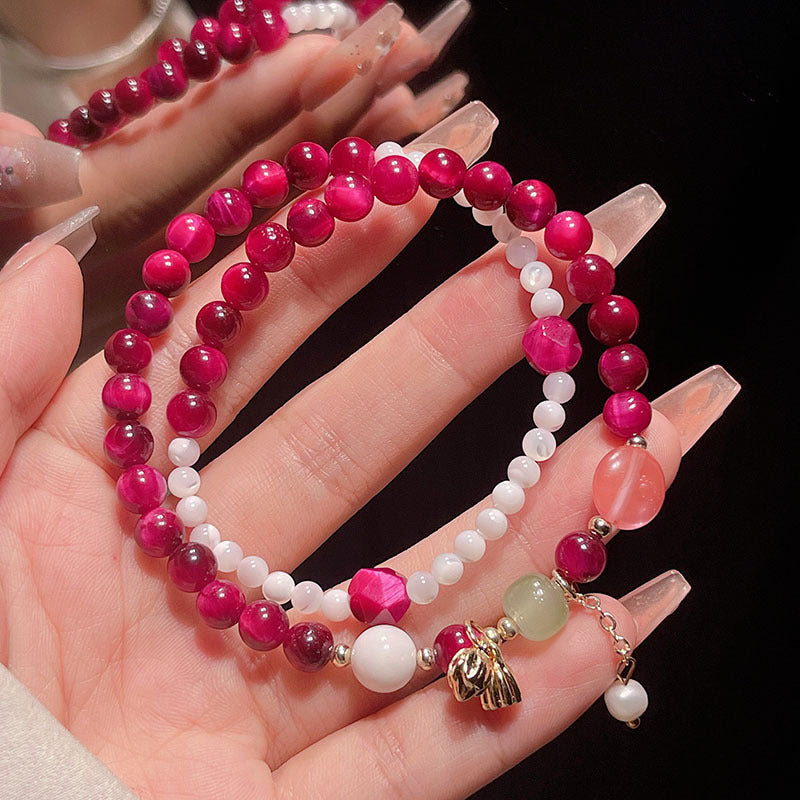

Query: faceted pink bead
left=324, top=174, right=374, bottom=221
left=219, top=0, right=254, bottom=24
left=329, top=136, right=375, bottom=178
left=221, top=262, right=269, bottom=310
left=166, top=213, right=215, bottom=263
left=191, top=17, right=222, bottom=46
left=462, top=161, right=512, bottom=210
left=522, top=316, right=582, bottom=375
left=183, top=39, right=222, bottom=81
left=116, top=465, right=167, bottom=514
left=283, top=622, right=334, bottom=672
left=433, top=624, right=470, bottom=673
left=46, top=119, right=77, bottom=146
left=217, top=22, right=255, bottom=63
left=68, top=105, right=103, bottom=144
left=371, top=156, right=419, bottom=205
left=588, top=295, right=639, bottom=345
left=143, top=60, right=188, bottom=102
left=284, top=142, right=330, bottom=190
left=598, top=344, right=649, bottom=392
left=197, top=580, right=246, bottom=628
left=252, top=9, right=289, bottom=52
left=347, top=567, right=410, bottom=625
left=245, top=222, right=295, bottom=272
left=104, top=421, right=154, bottom=468
left=241, top=159, right=289, bottom=208
left=114, top=76, right=154, bottom=117
left=418, top=148, right=467, bottom=199
left=157, top=37, right=189, bottom=67
left=87, top=89, right=122, bottom=127
left=125, top=290, right=173, bottom=337
left=205, top=188, right=253, bottom=236
left=603, top=390, right=652, bottom=438
left=565, top=253, right=615, bottom=303
left=102, top=373, right=151, bottom=420
left=544, top=211, right=593, bottom=260
left=167, top=390, right=217, bottom=437
left=104, top=328, right=152, bottom=373
left=196, top=300, right=243, bottom=348
left=505, top=179, right=557, bottom=231
left=555, top=531, right=607, bottom=584
left=142, top=249, right=191, bottom=297
left=167, top=542, right=217, bottom=592
left=287, top=198, right=335, bottom=246
left=592, top=445, right=666, bottom=530
left=239, top=600, right=290, bottom=650
left=134, top=507, right=184, bottom=557
left=180, top=345, right=228, bottom=392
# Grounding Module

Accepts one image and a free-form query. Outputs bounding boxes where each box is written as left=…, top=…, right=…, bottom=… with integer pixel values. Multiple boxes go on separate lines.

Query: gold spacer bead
left=496, top=616, right=518, bottom=641
left=588, top=515, right=615, bottom=539
left=626, top=434, right=648, bottom=449
left=331, top=643, right=351, bottom=667
left=484, top=627, right=503, bottom=646
left=417, top=647, right=436, bottom=670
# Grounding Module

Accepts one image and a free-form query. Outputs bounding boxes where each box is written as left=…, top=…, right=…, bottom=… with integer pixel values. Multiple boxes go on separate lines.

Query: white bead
left=431, top=553, right=464, bottom=585
left=375, top=141, right=403, bottom=161
left=321, top=589, right=351, bottom=622
left=453, top=530, right=486, bottom=562
left=492, top=213, right=517, bottom=243
left=291, top=580, right=323, bottom=614
left=262, top=571, right=295, bottom=604
left=406, top=571, right=439, bottom=604
left=507, top=455, right=541, bottom=488
left=350, top=625, right=417, bottom=693
left=329, top=1, right=349, bottom=27
left=519, top=261, right=553, bottom=293
left=189, top=522, right=220, bottom=549
left=472, top=206, right=502, bottom=226
left=453, top=188, right=470, bottom=207
left=236, top=556, right=269, bottom=588
left=314, top=1, right=334, bottom=28
left=405, top=149, right=425, bottom=168
left=543, top=372, right=576, bottom=403
left=213, top=540, right=243, bottom=573
left=505, top=235, right=539, bottom=268
left=522, top=428, right=557, bottom=461
left=168, top=437, right=200, bottom=467
left=530, top=288, right=564, bottom=318
left=604, top=679, right=648, bottom=722
left=302, top=3, right=320, bottom=30
left=176, top=495, right=208, bottom=527
left=167, top=466, right=201, bottom=498
left=533, top=400, right=566, bottom=432
left=282, top=5, right=305, bottom=34
left=492, top=480, right=526, bottom=514
left=475, top=507, right=508, bottom=540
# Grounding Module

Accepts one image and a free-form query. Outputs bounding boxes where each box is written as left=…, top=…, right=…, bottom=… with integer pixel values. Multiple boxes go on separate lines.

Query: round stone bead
left=462, top=161, right=512, bottom=210
left=167, top=390, right=217, bottom=437
left=104, top=421, right=154, bottom=468
left=213, top=540, right=244, bottom=572
left=180, top=345, right=228, bottom=392
left=125, top=290, right=173, bottom=337
left=216, top=21, right=254, bottom=62
left=245, top=222, right=295, bottom=272
left=604, top=679, right=648, bottom=722
left=350, top=625, right=417, bottom=693
left=472, top=206, right=503, bottom=227
left=520, top=261, right=553, bottom=294
left=522, top=315, right=582, bottom=375
left=522, top=428, right=557, bottom=461
left=588, top=295, right=640, bottom=345
left=418, top=148, right=466, bottom=198
left=196, top=301, right=243, bottom=349
left=241, top=160, right=289, bottom=208
left=330, top=136, right=375, bottom=178
left=87, top=89, right=122, bottom=127
left=320, top=588, right=352, bottom=622
left=505, top=179, right=557, bottom=231
left=406, top=571, right=439, bottom=605
left=374, top=141, right=403, bottom=161
left=603, top=390, right=652, bottom=438
left=291, top=580, right=324, bottom=614
left=168, top=466, right=201, bottom=498
left=505, top=235, right=539, bottom=269
left=503, top=573, right=569, bottom=641
left=533, top=400, right=566, bottom=432
left=507, top=455, right=541, bottom=488
left=168, top=542, right=217, bottom=592
left=491, top=213, right=517, bottom=243
left=555, top=531, right=607, bottom=583
left=114, top=76, right=154, bottom=117
left=190, top=522, right=221, bottom=549
left=134, top=507, right=184, bottom=557
left=68, top=105, right=103, bottom=144
left=166, top=213, right=215, bottom=263
left=102, top=373, right=151, bottom=420
left=566, top=253, right=615, bottom=303
left=592, top=445, right=666, bottom=529
left=143, top=60, right=188, bottom=102
left=239, top=600, right=289, bottom=650
left=252, top=8, right=289, bottom=51
left=176, top=495, right=208, bottom=527
left=221, top=263, right=269, bottom=311
left=348, top=567, right=410, bottom=625
left=598, top=344, right=649, bottom=392
left=262, top=571, right=295, bottom=604
left=542, top=371, right=576, bottom=403
left=284, top=142, right=330, bottom=190
left=475, top=507, right=508, bottom=540
left=544, top=211, right=593, bottom=260
left=431, top=553, right=463, bottom=585
left=453, top=529, right=486, bottom=562
left=283, top=622, right=334, bottom=672
left=371, top=156, right=419, bottom=205
left=116, top=465, right=167, bottom=514
left=530, top=288, right=564, bottom=318
left=492, top=480, right=526, bottom=514
left=433, top=624, right=470, bottom=672
left=183, top=38, right=222, bottom=80
left=168, top=437, right=200, bottom=467
left=191, top=17, right=222, bottom=45
left=237, top=555, right=269, bottom=588
left=46, top=119, right=77, bottom=146
left=205, top=188, right=253, bottom=236
left=324, top=174, right=374, bottom=221
left=157, top=37, right=188, bottom=66
left=104, top=328, right=152, bottom=373
left=219, top=0, right=254, bottom=25
left=197, top=580, right=246, bottom=628
left=286, top=198, right=335, bottom=247
left=142, top=250, right=191, bottom=297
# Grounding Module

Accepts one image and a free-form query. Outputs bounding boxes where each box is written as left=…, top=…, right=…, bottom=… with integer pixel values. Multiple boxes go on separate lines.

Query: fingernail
left=407, top=100, right=498, bottom=166
left=0, top=131, right=82, bottom=210
left=652, top=365, right=741, bottom=456
left=585, top=184, right=666, bottom=266
left=621, top=569, right=691, bottom=643
left=408, top=70, right=469, bottom=132
left=300, top=3, right=404, bottom=111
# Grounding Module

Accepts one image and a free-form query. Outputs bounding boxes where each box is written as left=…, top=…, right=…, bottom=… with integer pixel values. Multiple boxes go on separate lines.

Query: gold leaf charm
left=446, top=621, right=522, bottom=711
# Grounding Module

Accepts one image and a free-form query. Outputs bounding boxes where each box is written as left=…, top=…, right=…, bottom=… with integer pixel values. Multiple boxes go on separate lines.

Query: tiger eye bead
left=502, top=573, right=569, bottom=641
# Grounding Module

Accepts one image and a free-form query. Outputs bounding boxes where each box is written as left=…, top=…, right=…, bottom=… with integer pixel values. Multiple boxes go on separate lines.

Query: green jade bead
left=503, top=573, right=569, bottom=641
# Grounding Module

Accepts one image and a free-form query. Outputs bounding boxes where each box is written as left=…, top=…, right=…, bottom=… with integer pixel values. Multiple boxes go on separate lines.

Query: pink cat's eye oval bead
left=555, top=531, right=607, bottom=584
left=183, top=39, right=222, bottom=81
left=191, top=17, right=222, bottom=46
left=46, top=119, right=77, bottom=146
left=329, top=136, right=375, bottom=178
left=114, top=76, right=154, bottom=117
left=371, top=156, right=419, bottom=205
left=157, top=37, right=189, bottom=67
left=284, top=142, right=330, bottom=190
left=217, top=21, right=255, bottom=63
left=566, top=253, right=615, bottom=303
left=142, top=250, right=191, bottom=297
left=102, top=373, right=151, bottom=420
left=166, top=390, right=217, bottom=437
left=588, top=295, right=640, bottom=345
left=462, top=161, right=512, bottom=210
left=251, top=8, right=289, bottom=52
left=602, top=390, right=652, bottom=439
left=125, top=290, right=173, bottom=337
left=143, top=60, right=188, bottom=102
left=245, top=222, right=295, bottom=272
left=180, top=345, right=229, bottom=392
left=167, top=542, right=217, bottom=592
left=418, top=148, right=467, bottom=199
left=221, top=262, right=270, bottom=310
left=598, top=344, right=649, bottom=392
left=116, top=465, right=167, bottom=514
left=241, top=160, right=289, bottom=208
left=505, top=179, right=557, bottom=231
left=239, top=600, right=290, bottom=650
left=205, top=188, right=253, bottom=236
left=87, top=89, right=122, bottom=128
left=166, top=213, right=216, bottom=263
left=104, top=328, right=152, bottom=373
left=324, top=174, right=374, bottom=221
left=283, top=622, right=334, bottom=672
left=134, top=507, right=184, bottom=557
left=196, top=301, right=243, bottom=348
left=68, top=105, right=103, bottom=144
left=197, top=580, right=246, bottom=628
left=104, top=421, right=154, bottom=468
left=544, top=211, right=593, bottom=260
left=287, top=198, right=335, bottom=246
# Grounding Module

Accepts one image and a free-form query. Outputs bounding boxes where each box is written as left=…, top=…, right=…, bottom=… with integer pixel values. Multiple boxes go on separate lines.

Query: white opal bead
left=453, top=529, right=486, bottom=562
left=168, top=437, right=200, bottom=467
left=491, top=213, right=517, bottom=243
left=213, top=540, right=243, bottom=573
left=476, top=507, right=508, bottom=540
left=189, top=522, right=221, bottom=549
left=533, top=400, right=566, bottom=432
left=329, top=1, right=349, bottom=27
left=522, top=428, right=557, bottom=461
left=519, top=261, right=553, bottom=293
left=299, top=2, right=317, bottom=30
left=375, top=141, right=404, bottom=161
left=543, top=371, right=576, bottom=403
left=604, top=679, right=648, bottom=722
left=505, top=235, right=539, bottom=268
left=291, top=580, right=323, bottom=613
left=431, top=553, right=464, bottom=585
left=453, top=188, right=470, bottom=207
left=237, top=555, right=269, bottom=588
left=492, top=480, right=526, bottom=514
left=507, top=455, right=541, bottom=488
left=531, top=288, right=564, bottom=318
left=472, top=206, right=502, bottom=226
left=315, top=1, right=334, bottom=28
left=350, top=625, right=417, bottom=693
left=406, top=570, right=439, bottom=604
left=321, top=588, right=351, bottom=622
left=262, top=571, right=295, bottom=604
left=282, top=5, right=304, bottom=34
left=167, top=466, right=201, bottom=498
left=176, top=495, right=208, bottom=527
left=405, top=149, right=425, bottom=168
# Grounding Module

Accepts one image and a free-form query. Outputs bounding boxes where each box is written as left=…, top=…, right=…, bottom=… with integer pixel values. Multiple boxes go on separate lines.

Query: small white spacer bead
left=375, top=141, right=404, bottom=161
left=492, top=480, right=526, bottom=514
left=404, top=149, right=425, bottom=168
left=406, top=570, right=440, bottom=604
left=237, top=555, right=269, bottom=588
left=176, top=495, right=208, bottom=527
left=189, top=522, right=221, bottom=549
left=431, top=553, right=464, bottom=585
left=291, top=580, right=324, bottom=613
left=533, top=400, right=566, bottom=432
left=167, top=466, right=201, bottom=498
left=472, top=206, right=503, bottom=226
left=321, top=588, right=352, bottom=622
left=168, top=437, right=200, bottom=467
left=491, top=213, right=518, bottom=243
left=519, top=261, right=553, bottom=293
left=453, top=188, right=470, bottom=207
left=530, top=287, right=564, bottom=318
left=475, top=507, right=508, bottom=540
left=522, top=428, right=557, bottom=461
left=507, top=455, right=541, bottom=488
left=262, top=571, right=295, bottom=604
left=505, top=235, right=539, bottom=268
left=543, top=371, right=576, bottom=403
left=213, top=540, right=244, bottom=573
left=453, top=529, right=487, bottom=562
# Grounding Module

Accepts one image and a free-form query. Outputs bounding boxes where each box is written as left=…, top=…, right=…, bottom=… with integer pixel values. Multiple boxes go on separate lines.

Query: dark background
left=196, top=1, right=790, bottom=796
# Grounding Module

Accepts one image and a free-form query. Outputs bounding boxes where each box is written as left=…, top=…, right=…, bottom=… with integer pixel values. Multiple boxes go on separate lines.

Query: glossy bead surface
left=418, top=148, right=466, bottom=199
left=189, top=522, right=221, bottom=549
left=167, top=542, right=217, bottom=592
left=134, top=507, right=184, bottom=557
left=291, top=580, right=324, bottom=614
left=46, top=119, right=77, bottom=146
left=475, top=507, right=508, bottom=540
left=283, top=622, right=334, bottom=672
left=505, top=235, right=539, bottom=268
left=237, top=555, right=269, bottom=588
left=104, top=421, right=154, bottom=468
left=598, top=344, right=649, bottom=392
left=530, top=287, right=564, bottom=318
left=566, top=253, right=615, bottom=303
left=221, top=262, right=269, bottom=311
left=183, top=38, right=222, bottom=80
left=522, top=315, right=582, bottom=375
left=168, top=437, right=200, bottom=467
left=239, top=600, right=289, bottom=650
left=104, top=328, right=152, bottom=373
left=196, top=301, right=243, bottom=348
left=116, top=465, right=167, bottom=514
left=143, top=60, right=188, bottom=101
left=166, top=213, right=215, bottom=263
left=522, top=427, right=557, bottom=461
left=329, top=136, right=375, bottom=178
left=192, top=17, right=223, bottom=45
left=219, top=0, right=254, bottom=24
left=167, top=467, right=201, bottom=499
left=87, top=89, right=122, bottom=127
left=371, top=156, right=418, bottom=205
left=157, top=37, right=188, bottom=66
left=544, top=211, right=593, bottom=260
left=406, top=570, right=439, bottom=605
left=348, top=567, right=410, bottom=625
left=217, top=22, right=255, bottom=62
left=176, top=495, right=208, bottom=527
left=453, top=529, right=486, bottom=562
left=205, top=188, right=253, bottom=236
left=125, top=290, right=173, bottom=337
left=462, top=161, right=512, bottom=210
left=543, top=371, right=576, bottom=403
left=179, top=345, right=228, bottom=392
left=505, top=179, right=557, bottom=231
left=287, top=198, right=335, bottom=246
left=142, top=250, right=191, bottom=297
left=431, top=553, right=464, bottom=585
left=167, top=390, right=217, bottom=437
left=262, top=571, right=295, bottom=604
left=114, top=76, right=154, bottom=117
left=555, top=531, right=607, bottom=583
left=102, top=373, right=151, bottom=420
left=507, top=455, right=541, bottom=487
left=68, top=106, right=103, bottom=144
left=241, top=159, right=289, bottom=207
left=324, top=174, right=374, bottom=221
left=197, top=580, right=246, bottom=628
left=350, top=625, right=417, bottom=693
left=533, top=400, right=565, bottom=432
left=213, top=540, right=244, bottom=572
left=245, top=222, right=295, bottom=271
left=252, top=8, right=289, bottom=51
left=603, top=391, right=652, bottom=438
left=520, top=261, right=553, bottom=293
left=588, top=295, right=640, bottom=345
left=503, top=573, right=569, bottom=641
left=284, top=142, right=329, bottom=190
left=605, top=679, right=648, bottom=722
left=320, top=588, right=351, bottom=622
left=433, top=624, right=470, bottom=672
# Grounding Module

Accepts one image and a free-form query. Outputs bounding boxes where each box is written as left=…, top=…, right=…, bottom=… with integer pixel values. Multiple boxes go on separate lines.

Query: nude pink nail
left=621, top=569, right=691, bottom=643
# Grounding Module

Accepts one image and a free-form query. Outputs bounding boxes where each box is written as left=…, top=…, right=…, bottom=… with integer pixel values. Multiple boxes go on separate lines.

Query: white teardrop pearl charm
left=350, top=625, right=417, bottom=693
left=604, top=679, right=648, bottom=722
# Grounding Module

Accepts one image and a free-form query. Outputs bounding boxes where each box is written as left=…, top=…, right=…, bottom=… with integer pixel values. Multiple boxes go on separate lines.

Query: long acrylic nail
left=652, top=365, right=740, bottom=456
left=0, top=131, right=82, bottom=210
left=621, top=569, right=691, bottom=643
left=409, top=71, right=469, bottom=132
left=300, top=3, right=404, bottom=111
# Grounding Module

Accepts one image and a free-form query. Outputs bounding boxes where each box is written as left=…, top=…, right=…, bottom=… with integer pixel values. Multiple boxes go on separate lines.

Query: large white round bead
left=168, top=437, right=200, bottom=467
left=406, top=570, right=439, bottom=604
left=262, top=571, right=295, bottom=604
left=543, top=371, right=576, bottom=403
left=492, top=480, right=526, bottom=514
left=350, top=625, right=417, bottom=693
left=505, top=235, right=539, bottom=268
left=168, top=467, right=201, bottom=498
left=604, top=679, right=648, bottom=722
left=189, top=522, right=221, bottom=549
left=176, top=495, right=208, bottom=527
left=321, top=588, right=351, bottom=622
left=475, top=507, right=508, bottom=540
left=213, top=540, right=243, bottom=573
left=237, top=555, right=269, bottom=588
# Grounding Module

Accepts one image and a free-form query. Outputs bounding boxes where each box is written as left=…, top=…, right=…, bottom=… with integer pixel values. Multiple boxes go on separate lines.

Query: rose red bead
left=287, top=197, right=335, bottom=246
left=143, top=60, right=188, bottom=102
left=116, top=465, right=167, bottom=514
left=217, top=22, right=255, bottom=63
left=353, top=0, right=386, bottom=21
left=168, top=542, right=217, bottom=592
left=142, top=249, right=191, bottom=297
left=324, top=174, right=374, bottom=221
left=167, top=390, right=218, bottom=437
left=183, top=39, right=222, bottom=81
left=598, top=344, right=649, bottom=392
left=197, top=580, right=246, bottom=628
left=252, top=8, right=289, bottom=51
left=245, top=222, right=295, bottom=271
left=239, top=600, right=289, bottom=650
left=125, top=290, right=173, bottom=336
left=283, top=622, right=334, bottom=672
left=191, top=17, right=222, bottom=45
left=104, top=328, right=152, bottom=373
left=219, top=0, right=254, bottom=24
left=371, top=156, right=419, bottom=205
left=544, top=211, right=593, bottom=260
left=114, top=76, right=154, bottom=117
left=329, top=136, right=375, bottom=178
left=166, top=213, right=215, bottom=263
left=157, top=37, right=189, bottom=67
left=505, top=179, right=557, bottom=232
left=522, top=316, right=582, bottom=375
left=196, top=301, right=243, bottom=348
left=588, top=295, right=639, bottom=345
left=221, top=262, right=269, bottom=310
left=418, top=148, right=467, bottom=199
left=68, top=105, right=103, bottom=144
left=180, top=345, right=229, bottom=392
left=348, top=567, right=411, bottom=625
left=205, top=188, right=253, bottom=236
left=104, top=421, right=154, bottom=468
left=603, top=390, right=652, bottom=438
left=102, top=373, right=151, bottom=420
left=566, top=253, right=615, bottom=303
left=555, top=531, right=607, bottom=584
left=433, top=624, right=470, bottom=673
left=462, top=161, right=512, bottom=210
left=134, top=507, right=184, bottom=557
left=241, top=159, right=289, bottom=207
left=284, top=142, right=330, bottom=190
left=87, top=89, right=122, bottom=127
left=46, top=119, right=77, bottom=146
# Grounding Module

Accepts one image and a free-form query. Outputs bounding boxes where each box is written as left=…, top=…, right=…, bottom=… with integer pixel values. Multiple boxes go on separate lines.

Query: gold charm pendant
left=446, top=621, right=522, bottom=711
